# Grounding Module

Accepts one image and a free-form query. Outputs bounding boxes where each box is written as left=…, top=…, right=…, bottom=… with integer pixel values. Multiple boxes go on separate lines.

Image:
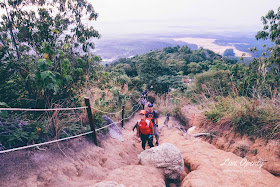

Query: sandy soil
left=181, top=104, right=280, bottom=177
left=0, top=114, right=149, bottom=187
left=174, top=37, right=251, bottom=57
left=1, top=110, right=279, bottom=187
left=159, top=117, right=280, bottom=186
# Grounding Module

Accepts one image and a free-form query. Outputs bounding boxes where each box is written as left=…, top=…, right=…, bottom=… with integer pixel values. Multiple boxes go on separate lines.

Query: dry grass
left=150, top=91, right=190, bottom=127
left=202, top=95, right=280, bottom=139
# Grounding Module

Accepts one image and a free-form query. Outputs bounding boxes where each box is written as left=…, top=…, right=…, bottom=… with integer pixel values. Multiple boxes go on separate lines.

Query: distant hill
left=92, top=37, right=197, bottom=64
left=93, top=34, right=271, bottom=64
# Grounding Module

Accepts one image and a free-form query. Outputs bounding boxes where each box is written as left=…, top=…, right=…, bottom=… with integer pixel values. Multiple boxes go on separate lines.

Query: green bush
left=193, top=70, right=231, bottom=96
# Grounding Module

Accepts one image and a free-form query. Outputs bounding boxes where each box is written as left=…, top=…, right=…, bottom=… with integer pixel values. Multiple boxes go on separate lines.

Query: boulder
left=103, top=116, right=124, bottom=142
left=138, top=143, right=184, bottom=179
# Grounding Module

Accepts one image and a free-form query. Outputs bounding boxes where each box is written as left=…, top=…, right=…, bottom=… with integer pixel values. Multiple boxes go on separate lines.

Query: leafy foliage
left=111, top=45, right=224, bottom=94
left=0, top=0, right=101, bottom=108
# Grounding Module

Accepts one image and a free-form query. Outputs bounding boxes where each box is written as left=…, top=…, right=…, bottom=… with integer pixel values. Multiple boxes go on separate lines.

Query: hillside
left=1, top=112, right=280, bottom=187
left=1, top=2, right=280, bottom=186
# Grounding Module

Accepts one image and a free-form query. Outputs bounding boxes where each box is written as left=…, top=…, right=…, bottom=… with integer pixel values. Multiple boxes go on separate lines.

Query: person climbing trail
left=140, top=97, right=146, bottom=110
left=141, top=90, right=147, bottom=100
left=146, top=103, right=159, bottom=146
left=135, top=110, right=154, bottom=150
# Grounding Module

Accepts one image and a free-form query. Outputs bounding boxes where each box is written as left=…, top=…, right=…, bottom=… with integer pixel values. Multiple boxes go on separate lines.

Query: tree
left=223, top=49, right=235, bottom=57
left=155, top=75, right=186, bottom=93
left=136, top=55, right=163, bottom=85
left=193, top=70, right=231, bottom=96
left=179, top=46, right=191, bottom=54
left=0, top=0, right=101, bottom=107
left=255, top=6, right=280, bottom=91
left=136, top=54, right=175, bottom=89
left=256, top=7, right=280, bottom=45
left=185, top=62, right=202, bottom=75
left=0, top=0, right=100, bottom=57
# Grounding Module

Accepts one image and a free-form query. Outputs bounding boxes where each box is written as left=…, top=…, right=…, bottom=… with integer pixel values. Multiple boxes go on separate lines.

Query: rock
left=103, top=116, right=124, bottom=142
left=138, top=143, right=184, bottom=179
left=187, top=126, right=197, bottom=134
left=91, top=181, right=125, bottom=187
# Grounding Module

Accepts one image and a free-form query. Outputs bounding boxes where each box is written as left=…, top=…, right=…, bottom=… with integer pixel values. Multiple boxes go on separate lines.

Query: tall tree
left=0, top=0, right=101, bottom=106
left=255, top=6, right=280, bottom=90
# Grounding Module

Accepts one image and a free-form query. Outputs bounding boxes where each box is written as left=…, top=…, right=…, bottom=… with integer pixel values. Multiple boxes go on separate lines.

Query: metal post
left=121, top=105, right=125, bottom=127
left=84, top=97, right=98, bottom=145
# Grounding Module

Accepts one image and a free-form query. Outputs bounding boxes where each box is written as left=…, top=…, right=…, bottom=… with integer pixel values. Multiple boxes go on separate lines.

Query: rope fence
left=0, top=106, right=87, bottom=111
left=89, top=97, right=141, bottom=114
left=125, top=102, right=141, bottom=112
left=124, top=104, right=141, bottom=120
left=0, top=131, right=94, bottom=154
left=0, top=96, right=142, bottom=154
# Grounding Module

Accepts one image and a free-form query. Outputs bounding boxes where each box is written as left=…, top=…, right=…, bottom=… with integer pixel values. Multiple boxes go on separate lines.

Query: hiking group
left=135, top=91, right=160, bottom=150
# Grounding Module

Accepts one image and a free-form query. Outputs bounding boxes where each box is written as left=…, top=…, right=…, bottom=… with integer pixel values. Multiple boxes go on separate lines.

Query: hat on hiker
left=140, top=110, right=146, bottom=115
left=148, top=103, right=153, bottom=107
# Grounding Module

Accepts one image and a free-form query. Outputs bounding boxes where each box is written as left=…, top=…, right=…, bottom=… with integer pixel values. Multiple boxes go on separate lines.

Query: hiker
left=141, top=90, right=147, bottom=100
left=136, top=110, right=154, bottom=150
left=140, top=97, right=146, bottom=109
left=146, top=103, right=159, bottom=146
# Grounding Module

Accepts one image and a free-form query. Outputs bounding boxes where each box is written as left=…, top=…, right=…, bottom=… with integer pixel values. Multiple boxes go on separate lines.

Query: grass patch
left=203, top=96, right=280, bottom=139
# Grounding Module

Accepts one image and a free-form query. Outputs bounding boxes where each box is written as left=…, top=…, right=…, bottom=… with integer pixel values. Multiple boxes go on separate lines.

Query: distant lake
left=173, top=37, right=251, bottom=57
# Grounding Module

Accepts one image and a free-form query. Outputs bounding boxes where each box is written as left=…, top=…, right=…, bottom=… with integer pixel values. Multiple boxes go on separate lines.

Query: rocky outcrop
left=138, top=143, right=184, bottom=179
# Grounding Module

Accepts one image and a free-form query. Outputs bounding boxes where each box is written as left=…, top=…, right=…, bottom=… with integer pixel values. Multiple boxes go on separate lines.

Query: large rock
left=138, top=143, right=184, bottom=179
left=103, top=116, right=124, bottom=142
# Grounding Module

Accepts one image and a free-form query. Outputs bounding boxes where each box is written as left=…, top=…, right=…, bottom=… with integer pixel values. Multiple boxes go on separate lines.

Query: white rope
left=0, top=120, right=124, bottom=154
left=92, top=98, right=140, bottom=114
left=125, top=97, right=141, bottom=112
left=0, top=130, right=93, bottom=154
left=0, top=106, right=87, bottom=111
left=124, top=105, right=141, bottom=120
left=0, top=98, right=142, bottom=154
left=95, top=121, right=120, bottom=131
left=125, top=103, right=140, bottom=112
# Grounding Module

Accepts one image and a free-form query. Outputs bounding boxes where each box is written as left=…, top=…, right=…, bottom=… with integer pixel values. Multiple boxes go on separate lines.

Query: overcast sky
left=90, top=0, right=280, bottom=37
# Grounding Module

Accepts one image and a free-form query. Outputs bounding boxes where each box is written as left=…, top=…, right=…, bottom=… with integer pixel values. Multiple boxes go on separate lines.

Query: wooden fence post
left=84, top=97, right=98, bottom=146
left=121, top=105, right=125, bottom=127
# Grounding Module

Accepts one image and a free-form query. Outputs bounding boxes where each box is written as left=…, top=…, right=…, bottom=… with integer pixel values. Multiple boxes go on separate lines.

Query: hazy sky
left=90, top=0, right=280, bottom=37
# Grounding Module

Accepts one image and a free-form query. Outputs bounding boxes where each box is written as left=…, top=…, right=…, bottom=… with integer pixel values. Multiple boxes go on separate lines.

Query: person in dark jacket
left=146, top=103, right=159, bottom=146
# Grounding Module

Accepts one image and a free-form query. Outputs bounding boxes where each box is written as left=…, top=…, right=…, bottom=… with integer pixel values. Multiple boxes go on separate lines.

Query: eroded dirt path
left=1, top=113, right=280, bottom=187
left=181, top=104, right=280, bottom=178
left=158, top=116, right=280, bottom=186
left=1, top=114, right=148, bottom=187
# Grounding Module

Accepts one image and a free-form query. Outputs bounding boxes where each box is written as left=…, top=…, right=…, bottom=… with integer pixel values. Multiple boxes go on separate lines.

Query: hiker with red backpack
left=146, top=103, right=159, bottom=146
left=135, top=110, right=154, bottom=150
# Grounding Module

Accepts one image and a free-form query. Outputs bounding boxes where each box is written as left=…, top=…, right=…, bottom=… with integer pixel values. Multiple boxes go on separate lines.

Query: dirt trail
left=1, top=113, right=280, bottom=186
left=159, top=117, right=280, bottom=186
left=0, top=114, right=146, bottom=187
left=181, top=104, right=280, bottom=177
